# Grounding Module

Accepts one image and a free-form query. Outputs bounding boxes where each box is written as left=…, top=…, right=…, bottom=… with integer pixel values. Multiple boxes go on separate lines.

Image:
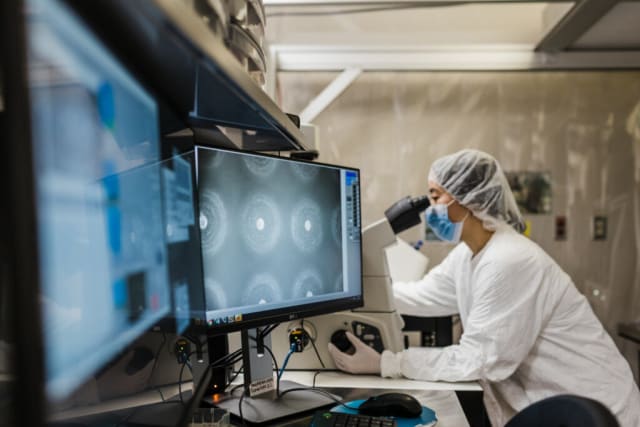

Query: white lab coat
left=380, top=224, right=640, bottom=427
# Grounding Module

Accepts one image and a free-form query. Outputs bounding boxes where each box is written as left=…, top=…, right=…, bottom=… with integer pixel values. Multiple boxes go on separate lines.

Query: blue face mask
left=425, top=200, right=467, bottom=243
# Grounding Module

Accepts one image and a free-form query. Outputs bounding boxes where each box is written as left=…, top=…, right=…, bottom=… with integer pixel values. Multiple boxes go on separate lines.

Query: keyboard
left=310, top=411, right=397, bottom=427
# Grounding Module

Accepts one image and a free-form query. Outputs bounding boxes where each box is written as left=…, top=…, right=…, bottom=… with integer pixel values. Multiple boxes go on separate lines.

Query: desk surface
left=280, top=371, right=482, bottom=392
left=51, top=372, right=479, bottom=426
left=48, top=383, right=192, bottom=421
left=231, top=371, right=477, bottom=427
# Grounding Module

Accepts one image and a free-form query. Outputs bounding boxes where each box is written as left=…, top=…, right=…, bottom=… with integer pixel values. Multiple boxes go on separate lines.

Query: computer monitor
left=194, top=146, right=363, bottom=334
left=26, top=0, right=171, bottom=402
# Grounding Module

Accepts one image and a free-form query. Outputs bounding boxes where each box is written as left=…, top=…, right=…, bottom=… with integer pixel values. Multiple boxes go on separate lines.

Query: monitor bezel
left=152, top=147, right=208, bottom=335
left=1, top=0, right=47, bottom=425
left=193, top=144, right=364, bottom=336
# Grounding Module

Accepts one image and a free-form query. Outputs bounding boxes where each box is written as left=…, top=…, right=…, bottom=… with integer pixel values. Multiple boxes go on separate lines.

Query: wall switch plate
left=593, top=216, right=607, bottom=240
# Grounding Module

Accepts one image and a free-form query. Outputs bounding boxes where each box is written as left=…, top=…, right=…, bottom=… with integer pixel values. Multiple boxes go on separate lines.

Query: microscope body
left=269, top=218, right=409, bottom=369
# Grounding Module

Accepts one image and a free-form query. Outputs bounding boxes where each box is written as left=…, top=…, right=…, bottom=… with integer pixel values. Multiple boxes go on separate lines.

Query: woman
left=328, top=149, right=640, bottom=426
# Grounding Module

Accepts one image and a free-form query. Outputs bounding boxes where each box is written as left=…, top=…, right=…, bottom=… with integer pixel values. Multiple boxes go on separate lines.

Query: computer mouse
left=358, top=392, right=422, bottom=418
left=330, top=329, right=355, bottom=354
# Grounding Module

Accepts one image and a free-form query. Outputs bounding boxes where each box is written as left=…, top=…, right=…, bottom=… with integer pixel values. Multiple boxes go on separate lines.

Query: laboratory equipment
left=269, top=196, right=430, bottom=369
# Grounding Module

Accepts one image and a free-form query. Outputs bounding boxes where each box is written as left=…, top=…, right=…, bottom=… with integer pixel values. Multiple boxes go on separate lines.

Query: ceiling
left=265, top=2, right=573, bottom=46
left=572, top=2, right=640, bottom=49
left=262, top=0, right=640, bottom=72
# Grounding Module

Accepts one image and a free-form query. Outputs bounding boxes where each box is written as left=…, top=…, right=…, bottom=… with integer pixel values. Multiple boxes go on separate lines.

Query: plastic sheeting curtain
left=278, top=70, right=640, bottom=380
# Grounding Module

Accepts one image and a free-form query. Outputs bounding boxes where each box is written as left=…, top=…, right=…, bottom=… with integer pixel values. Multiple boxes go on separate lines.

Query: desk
left=50, top=372, right=480, bottom=426
left=224, top=371, right=478, bottom=426
left=280, top=371, right=481, bottom=392
left=48, top=383, right=193, bottom=422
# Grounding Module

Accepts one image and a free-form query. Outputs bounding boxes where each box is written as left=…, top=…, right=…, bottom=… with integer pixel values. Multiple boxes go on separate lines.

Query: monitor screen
left=27, top=0, right=171, bottom=400
left=195, top=146, right=362, bottom=333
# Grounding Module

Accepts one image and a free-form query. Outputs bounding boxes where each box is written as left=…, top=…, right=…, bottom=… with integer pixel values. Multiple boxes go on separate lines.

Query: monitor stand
left=209, top=329, right=341, bottom=424
left=214, top=380, right=339, bottom=424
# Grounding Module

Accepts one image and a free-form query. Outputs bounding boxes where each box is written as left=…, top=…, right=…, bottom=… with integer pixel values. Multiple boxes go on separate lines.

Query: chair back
left=505, top=394, right=619, bottom=427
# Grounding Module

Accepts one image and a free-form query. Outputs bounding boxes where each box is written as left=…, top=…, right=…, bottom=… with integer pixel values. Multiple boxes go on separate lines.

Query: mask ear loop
left=448, top=199, right=470, bottom=224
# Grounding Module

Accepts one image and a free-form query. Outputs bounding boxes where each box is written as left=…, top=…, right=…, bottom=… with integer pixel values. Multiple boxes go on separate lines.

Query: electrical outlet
left=174, top=338, right=190, bottom=364
left=285, top=320, right=317, bottom=352
left=289, top=328, right=310, bottom=352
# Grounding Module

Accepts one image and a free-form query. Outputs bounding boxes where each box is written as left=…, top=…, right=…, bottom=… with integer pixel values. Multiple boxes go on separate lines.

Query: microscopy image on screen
left=333, top=272, right=344, bottom=294
left=243, top=154, right=279, bottom=177
left=196, top=148, right=348, bottom=322
left=199, top=190, right=228, bottom=255
left=242, top=273, right=283, bottom=306
left=291, top=198, right=324, bottom=253
left=292, top=269, right=323, bottom=299
left=241, top=193, right=282, bottom=254
left=291, top=162, right=320, bottom=182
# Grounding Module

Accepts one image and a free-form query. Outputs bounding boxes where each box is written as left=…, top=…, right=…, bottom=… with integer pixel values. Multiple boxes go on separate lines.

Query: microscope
left=268, top=195, right=430, bottom=369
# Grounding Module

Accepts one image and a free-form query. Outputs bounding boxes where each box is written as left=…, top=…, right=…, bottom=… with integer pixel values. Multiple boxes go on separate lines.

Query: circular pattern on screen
left=243, top=155, right=278, bottom=177
left=292, top=269, right=324, bottom=299
left=331, top=207, right=342, bottom=246
left=333, top=272, right=344, bottom=293
left=241, top=194, right=281, bottom=253
left=291, top=162, right=319, bottom=182
left=243, top=274, right=282, bottom=305
left=205, top=278, right=227, bottom=311
left=199, top=191, right=227, bottom=254
left=291, top=199, right=323, bottom=253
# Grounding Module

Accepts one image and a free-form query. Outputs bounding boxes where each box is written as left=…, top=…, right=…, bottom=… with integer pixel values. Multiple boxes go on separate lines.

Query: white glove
left=327, top=331, right=381, bottom=375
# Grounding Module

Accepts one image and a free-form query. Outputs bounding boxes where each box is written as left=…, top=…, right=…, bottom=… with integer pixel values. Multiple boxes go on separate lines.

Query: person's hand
left=327, top=331, right=381, bottom=374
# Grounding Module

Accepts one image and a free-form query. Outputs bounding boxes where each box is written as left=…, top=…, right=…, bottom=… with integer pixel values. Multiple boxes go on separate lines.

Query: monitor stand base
left=211, top=380, right=341, bottom=424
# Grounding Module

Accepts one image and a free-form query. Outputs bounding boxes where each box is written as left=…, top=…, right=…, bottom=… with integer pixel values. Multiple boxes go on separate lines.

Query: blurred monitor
left=194, top=146, right=363, bottom=334
left=26, top=0, right=171, bottom=401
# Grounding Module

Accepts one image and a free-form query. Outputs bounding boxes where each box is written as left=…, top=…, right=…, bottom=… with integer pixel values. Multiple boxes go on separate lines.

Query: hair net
left=428, top=149, right=525, bottom=233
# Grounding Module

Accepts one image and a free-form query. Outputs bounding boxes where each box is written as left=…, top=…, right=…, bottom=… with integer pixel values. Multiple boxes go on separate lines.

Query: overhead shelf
left=65, top=0, right=307, bottom=151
